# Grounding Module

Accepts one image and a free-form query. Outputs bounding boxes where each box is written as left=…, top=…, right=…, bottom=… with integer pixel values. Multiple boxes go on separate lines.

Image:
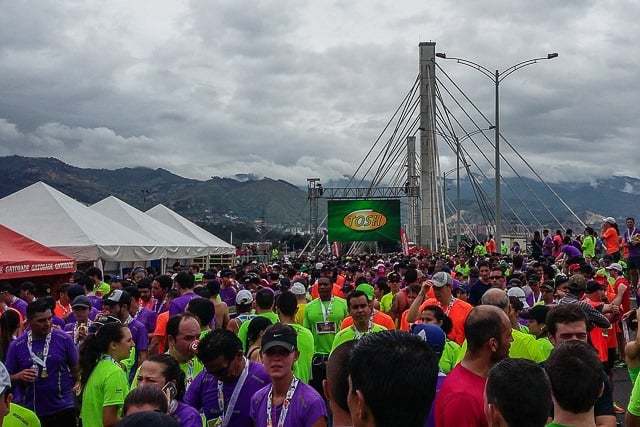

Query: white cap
left=291, top=282, right=306, bottom=296
left=606, top=263, right=623, bottom=272
left=602, top=216, right=617, bottom=225
left=236, top=290, right=253, bottom=305
left=507, top=287, right=530, bottom=308
left=431, top=271, right=452, bottom=288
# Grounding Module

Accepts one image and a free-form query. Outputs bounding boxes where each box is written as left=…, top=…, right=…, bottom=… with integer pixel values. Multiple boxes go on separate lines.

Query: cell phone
left=162, top=382, right=177, bottom=402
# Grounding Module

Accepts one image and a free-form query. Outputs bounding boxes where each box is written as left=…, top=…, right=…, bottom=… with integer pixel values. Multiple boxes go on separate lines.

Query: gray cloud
left=0, top=0, right=639, bottom=184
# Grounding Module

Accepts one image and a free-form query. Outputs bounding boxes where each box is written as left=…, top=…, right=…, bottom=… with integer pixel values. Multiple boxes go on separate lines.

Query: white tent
left=91, top=196, right=208, bottom=259
left=0, top=182, right=165, bottom=262
left=146, top=204, right=235, bottom=255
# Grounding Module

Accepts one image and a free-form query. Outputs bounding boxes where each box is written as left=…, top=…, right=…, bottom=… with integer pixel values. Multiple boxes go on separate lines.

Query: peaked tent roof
left=0, top=182, right=165, bottom=262
left=91, top=196, right=208, bottom=259
left=146, top=204, right=235, bottom=255
left=0, top=224, right=76, bottom=280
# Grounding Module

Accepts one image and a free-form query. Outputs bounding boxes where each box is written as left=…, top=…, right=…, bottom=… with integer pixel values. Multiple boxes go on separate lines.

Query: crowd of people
left=0, top=216, right=639, bottom=426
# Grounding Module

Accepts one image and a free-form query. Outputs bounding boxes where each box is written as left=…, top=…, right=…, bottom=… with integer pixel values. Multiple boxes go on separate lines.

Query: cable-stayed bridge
left=304, top=42, right=583, bottom=255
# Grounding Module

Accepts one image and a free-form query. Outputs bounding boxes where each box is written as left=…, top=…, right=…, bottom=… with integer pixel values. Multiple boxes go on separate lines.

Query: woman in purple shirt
left=136, top=354, right=202, bottom=427
left=250, top=324, right=327, bottom=427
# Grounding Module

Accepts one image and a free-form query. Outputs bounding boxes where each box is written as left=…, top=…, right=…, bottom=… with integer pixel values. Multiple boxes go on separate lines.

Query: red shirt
left=434, top=364, right=488, bottom=427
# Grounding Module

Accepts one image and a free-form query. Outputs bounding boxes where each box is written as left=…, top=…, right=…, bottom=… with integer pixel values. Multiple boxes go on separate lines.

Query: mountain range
left=1, top=155, right=639, bottom=241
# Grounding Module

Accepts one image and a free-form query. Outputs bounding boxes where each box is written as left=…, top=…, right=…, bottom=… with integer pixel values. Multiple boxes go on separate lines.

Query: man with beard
left=434, top=305, right=512, bottom=427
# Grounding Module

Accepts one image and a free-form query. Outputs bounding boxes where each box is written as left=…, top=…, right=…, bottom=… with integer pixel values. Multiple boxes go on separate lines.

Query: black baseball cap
left=103, top=289, right=131, bottom=306
left=261, top=324, right=297, bottom=353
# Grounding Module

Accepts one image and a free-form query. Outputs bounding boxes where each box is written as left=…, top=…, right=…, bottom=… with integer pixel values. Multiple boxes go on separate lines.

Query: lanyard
left=266, top=377, right=299, bottom=427
left=185, top=359, right=195, bottom=390
left=352, top=319, right=373, bottom=340
left=217, top=357, right=249, bottom=427
left=320, top=298, right=334, bottom=323
left=444, top=298, right=457, bottom=316
left=124, top=315, right=133, bottom=326
left=134, top=306, right=143, bottom=321
left=27, top=331, right=51, bottom=376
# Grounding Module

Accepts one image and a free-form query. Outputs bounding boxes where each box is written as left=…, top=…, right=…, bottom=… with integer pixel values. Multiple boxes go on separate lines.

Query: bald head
left=481, top=288, right=509, bottom=312
left=324, top=340, right=355, bottom=416
left=465, top=305, right=511, bottom=354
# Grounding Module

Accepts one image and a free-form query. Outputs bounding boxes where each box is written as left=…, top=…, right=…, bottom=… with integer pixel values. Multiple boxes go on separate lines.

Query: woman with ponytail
left=136, top=353, right=202, bottom=427
left=79, top=316, right=134, bottom=427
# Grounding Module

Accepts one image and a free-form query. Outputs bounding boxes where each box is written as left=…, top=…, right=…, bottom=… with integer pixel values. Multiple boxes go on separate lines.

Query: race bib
left=316, top=321, right=336, bottom=334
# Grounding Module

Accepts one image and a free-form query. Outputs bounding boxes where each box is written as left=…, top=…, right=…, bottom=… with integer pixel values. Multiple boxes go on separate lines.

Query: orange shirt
left=603, top=228, right=620, bottom=254
left=400, top=309, right=411, bottom=332
left=341, top=311, right=395, bottom=330
left=585, top=298, right=608, bottom=362
left=310, top=282, right=345, bottom=300
left=419, top=297, right=472, bottom=345
left=486, top=239, right=496, bottom=254
left=54, top=302, right=71, bottom=320
left=152, top=311, right=170, bottom=353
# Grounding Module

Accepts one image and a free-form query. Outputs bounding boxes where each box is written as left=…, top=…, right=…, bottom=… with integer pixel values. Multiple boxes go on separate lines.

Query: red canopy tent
left=0, top=224, right=76, bottom=280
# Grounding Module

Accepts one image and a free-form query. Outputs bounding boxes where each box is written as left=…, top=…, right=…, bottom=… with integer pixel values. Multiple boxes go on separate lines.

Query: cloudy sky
left=0, top=0, right=638, bottom=184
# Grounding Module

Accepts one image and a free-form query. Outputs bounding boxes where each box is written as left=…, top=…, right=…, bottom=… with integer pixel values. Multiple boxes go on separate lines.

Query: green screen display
left=328, top=199, right=400, bottom=242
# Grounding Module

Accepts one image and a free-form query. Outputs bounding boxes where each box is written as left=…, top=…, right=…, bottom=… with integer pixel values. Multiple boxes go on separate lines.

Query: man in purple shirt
left=184, top=329, right=269, bottom=426
left=125, top=286, right=158, bottom=335
left=624, top=217, right=640, bottom=289
left=63, top=295, right=93, bottom=348
left=0, top=283, right=28, bottom=320
left=63, top=284, right=99, bottom=325
left=542, top=229, right=553, bottom=258
left=220, top=270, right=238, bottom=310
left=250, top=324, right=327, bottom=427
left=5, top=299, right=79, bottom=427
left=169, top=272, right=199, bottom=317
left=103, top=289, right=148, bottom=370
left=151, top=275, right=172, bottom=314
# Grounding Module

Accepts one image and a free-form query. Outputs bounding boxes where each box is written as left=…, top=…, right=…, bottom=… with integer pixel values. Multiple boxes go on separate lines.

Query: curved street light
left=435, top=51, right=557, bottom=248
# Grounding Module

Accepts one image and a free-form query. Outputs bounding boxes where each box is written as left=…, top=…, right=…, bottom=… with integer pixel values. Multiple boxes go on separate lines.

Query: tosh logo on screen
left=328, top=200, right=400, bottom=242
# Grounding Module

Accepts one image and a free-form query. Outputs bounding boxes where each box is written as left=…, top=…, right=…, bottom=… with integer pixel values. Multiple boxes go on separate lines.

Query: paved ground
left=614, top=366, right=633, bottom=426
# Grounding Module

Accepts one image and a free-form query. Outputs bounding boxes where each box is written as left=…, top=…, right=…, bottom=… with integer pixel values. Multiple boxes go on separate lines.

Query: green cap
left=356, top=283, right=375, bottom=301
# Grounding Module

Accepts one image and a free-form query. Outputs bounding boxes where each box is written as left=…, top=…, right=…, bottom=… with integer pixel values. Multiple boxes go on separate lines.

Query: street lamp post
left=431, top=127, right=494, bottom=248
left=435, top=51, right=558, bottom=251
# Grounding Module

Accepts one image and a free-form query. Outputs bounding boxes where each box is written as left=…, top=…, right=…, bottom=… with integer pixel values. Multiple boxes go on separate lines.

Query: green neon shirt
left=303, top=297, right=349, bottom=355
left=630, top=366, right=640, bottom=384
left=380, top=293, right=393, bottom=314
left=331, top=324, right=386, bottom=352
left=582, top=235, right=596, bottom=258
left=456, top=328, right=546, bottom=363
left=537, top=337, right=554, bottom=361
left=439, top=340, right=461, bottom=374
left=4, top=403, right=41, bottom=427
left=80, top=357, right=129, bottom=427
left=288, top=323, right=315, bottom=383
left=630, top=371, right=640, bottom=416
left=455, top=264, right=470, bottom=277
left=96, top=281, right=111, bottom=296
left=238, top=311, right=280, bottom=352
